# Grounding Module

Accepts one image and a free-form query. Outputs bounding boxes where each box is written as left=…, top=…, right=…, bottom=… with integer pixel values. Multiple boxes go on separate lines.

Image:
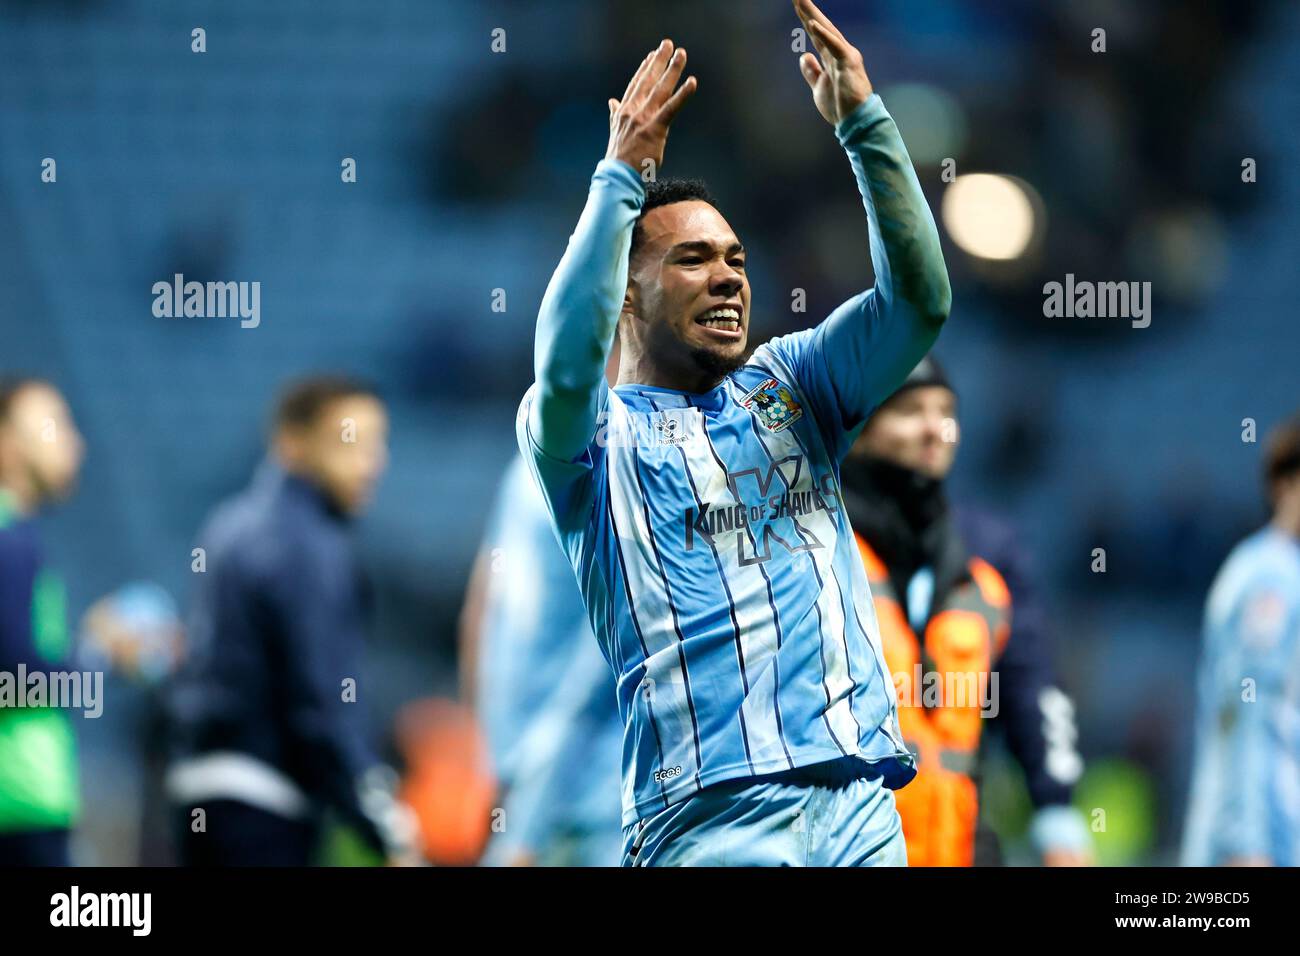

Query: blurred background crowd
left=0, top=0, right=1296, bottom=865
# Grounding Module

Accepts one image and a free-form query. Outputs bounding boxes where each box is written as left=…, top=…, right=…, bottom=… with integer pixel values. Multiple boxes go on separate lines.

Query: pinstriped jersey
left=519, top=328, right=917, bottom=826
left=520, top=94, right=948, bottom=826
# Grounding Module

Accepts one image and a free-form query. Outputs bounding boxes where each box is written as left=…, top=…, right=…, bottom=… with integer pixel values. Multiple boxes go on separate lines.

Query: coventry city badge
left=738, top=377, right=803, bottom=432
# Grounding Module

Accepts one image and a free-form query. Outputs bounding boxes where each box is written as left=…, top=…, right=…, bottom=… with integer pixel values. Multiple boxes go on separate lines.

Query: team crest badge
left=738, top=378, right=803, bottom=432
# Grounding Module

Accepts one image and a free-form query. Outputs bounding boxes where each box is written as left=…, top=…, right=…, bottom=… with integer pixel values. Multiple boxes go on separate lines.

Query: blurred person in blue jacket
left=1183, top=414, right=1300, bottom=866
left=165, top=376, right=417, bottom=866
left=842, top=356, right=1092, bottom=865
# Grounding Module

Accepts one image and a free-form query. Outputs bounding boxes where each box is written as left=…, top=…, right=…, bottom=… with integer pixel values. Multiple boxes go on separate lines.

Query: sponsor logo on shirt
left=683, top=456, right=842, bottom=565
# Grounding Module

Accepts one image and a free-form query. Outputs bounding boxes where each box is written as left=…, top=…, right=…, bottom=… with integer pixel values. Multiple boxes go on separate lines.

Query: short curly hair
left=629, top=178, right=719, bottom=263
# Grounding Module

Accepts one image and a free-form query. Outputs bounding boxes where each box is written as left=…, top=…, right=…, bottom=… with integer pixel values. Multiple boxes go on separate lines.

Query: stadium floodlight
left=942, top=173, right=1039, bottom=261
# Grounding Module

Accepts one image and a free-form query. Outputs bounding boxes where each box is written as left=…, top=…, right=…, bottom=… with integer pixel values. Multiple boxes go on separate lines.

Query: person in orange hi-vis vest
left=840, top=355, right=1092, bottom=866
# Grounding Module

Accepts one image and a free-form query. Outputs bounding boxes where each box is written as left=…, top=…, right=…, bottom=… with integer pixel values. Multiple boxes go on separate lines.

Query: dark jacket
left=167, top=463, right=390, bottom=852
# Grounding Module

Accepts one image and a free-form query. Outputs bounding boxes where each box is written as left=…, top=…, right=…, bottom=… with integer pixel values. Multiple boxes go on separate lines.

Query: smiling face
left=622, top=200, right=751, bottom=391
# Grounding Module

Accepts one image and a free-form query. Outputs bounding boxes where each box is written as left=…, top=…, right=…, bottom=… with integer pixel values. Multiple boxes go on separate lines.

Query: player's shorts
left=621, top=755, right=907, bottom=867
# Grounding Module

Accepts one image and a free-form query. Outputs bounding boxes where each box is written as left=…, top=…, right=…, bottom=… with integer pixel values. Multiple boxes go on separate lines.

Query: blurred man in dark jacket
left=166, top=376, right=416, bottom=866
left=842, top=356, right=1091, bottom=865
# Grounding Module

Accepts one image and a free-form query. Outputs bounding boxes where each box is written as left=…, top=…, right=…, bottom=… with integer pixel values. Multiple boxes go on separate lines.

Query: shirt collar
left=614, top=379, right=731, bottom=414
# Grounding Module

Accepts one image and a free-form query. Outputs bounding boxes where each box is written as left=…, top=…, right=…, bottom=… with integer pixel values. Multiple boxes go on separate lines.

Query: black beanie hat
left=887, top=354, right=953, bottom=403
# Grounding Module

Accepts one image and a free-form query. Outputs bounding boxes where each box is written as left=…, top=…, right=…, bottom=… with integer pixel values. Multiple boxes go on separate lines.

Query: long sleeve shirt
left=518, top=94, right=951, bottom=826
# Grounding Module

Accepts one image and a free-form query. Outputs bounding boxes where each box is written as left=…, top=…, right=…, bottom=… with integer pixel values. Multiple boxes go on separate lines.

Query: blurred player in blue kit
left=463, top=345, right=624, bottom=867
left=462, top=455, right=623, bottom=866
left=517, top=1, right=950, bottom=865
left=1183, top=414, right=1300, bottom=866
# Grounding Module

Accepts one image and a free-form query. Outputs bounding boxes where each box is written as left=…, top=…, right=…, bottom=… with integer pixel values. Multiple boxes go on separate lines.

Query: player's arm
left=527, top=41, right=696, bottom=466
left=791, top=0, right=951, bottom=427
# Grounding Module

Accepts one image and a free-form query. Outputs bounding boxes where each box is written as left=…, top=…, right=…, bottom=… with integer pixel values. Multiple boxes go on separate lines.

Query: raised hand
left=793, top=0, right=873, bottom=126
left=606, top=39, right=697, bottom=174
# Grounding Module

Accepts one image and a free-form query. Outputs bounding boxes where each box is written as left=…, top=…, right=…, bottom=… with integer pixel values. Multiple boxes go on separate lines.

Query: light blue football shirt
left=1183, top=525, right=1300, bottom=866
left=519, top=94, right=950, bottom=826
